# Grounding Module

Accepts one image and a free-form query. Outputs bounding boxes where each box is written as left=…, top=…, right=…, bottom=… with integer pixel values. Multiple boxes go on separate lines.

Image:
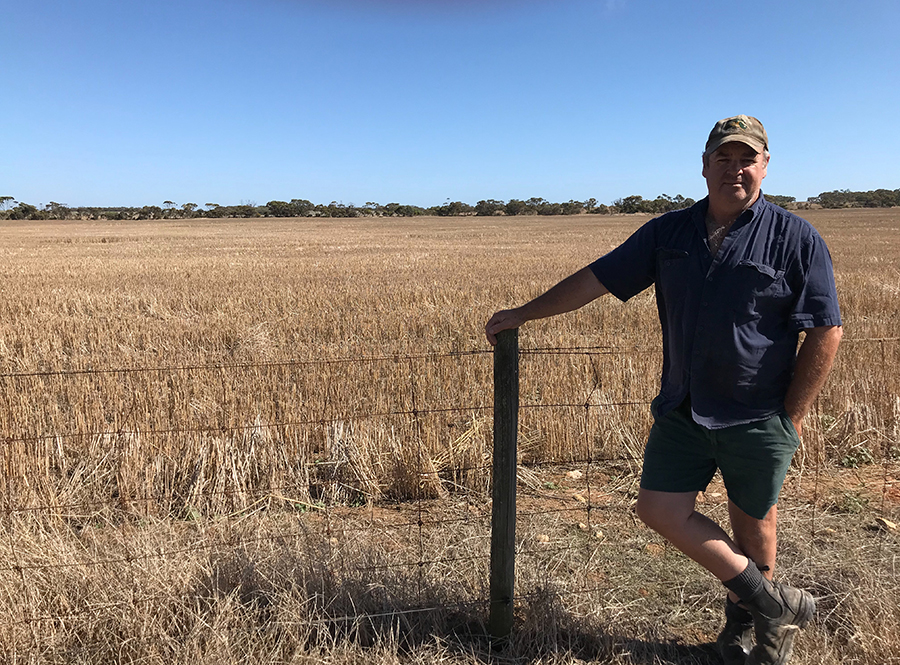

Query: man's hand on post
left=485, top=309, right=524, bottom=347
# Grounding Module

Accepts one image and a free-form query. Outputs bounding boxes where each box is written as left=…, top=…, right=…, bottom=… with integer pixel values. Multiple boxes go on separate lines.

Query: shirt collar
left=748, top=191, right=768, bottom=221
left=691, top=197, right=710, bottom=236
left=691, top=191, right=768, bottom=233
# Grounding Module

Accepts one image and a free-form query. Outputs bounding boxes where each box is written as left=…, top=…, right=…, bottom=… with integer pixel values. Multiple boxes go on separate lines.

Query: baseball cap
left=704, top=115, right=768, bottom=156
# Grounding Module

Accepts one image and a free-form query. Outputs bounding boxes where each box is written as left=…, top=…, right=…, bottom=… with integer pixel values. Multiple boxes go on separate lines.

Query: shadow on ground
left=197, top=546, right=722, bottom=664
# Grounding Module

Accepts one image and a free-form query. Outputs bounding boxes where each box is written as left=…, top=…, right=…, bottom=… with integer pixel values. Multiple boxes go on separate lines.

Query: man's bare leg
left=729, top=500, right=777, bottom=578
left=726, top=500, right=778, bottom=603
left=635, top=488, right=750, bottom=581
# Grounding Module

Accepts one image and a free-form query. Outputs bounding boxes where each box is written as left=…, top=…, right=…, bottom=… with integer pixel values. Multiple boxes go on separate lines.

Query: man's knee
left=636, top=489, right=695, bottom=532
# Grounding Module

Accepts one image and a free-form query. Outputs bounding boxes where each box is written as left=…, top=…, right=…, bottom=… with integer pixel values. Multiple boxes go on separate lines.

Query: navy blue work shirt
left=589, top=194, right=842, bottom=429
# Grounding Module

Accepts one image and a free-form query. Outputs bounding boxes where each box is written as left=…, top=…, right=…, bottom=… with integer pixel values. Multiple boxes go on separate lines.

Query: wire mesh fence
left=1, top=339, right=898, bottom=660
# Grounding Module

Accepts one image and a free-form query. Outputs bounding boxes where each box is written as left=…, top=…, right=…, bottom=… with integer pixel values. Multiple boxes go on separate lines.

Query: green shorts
left=640, top=397, right=801, bottom=520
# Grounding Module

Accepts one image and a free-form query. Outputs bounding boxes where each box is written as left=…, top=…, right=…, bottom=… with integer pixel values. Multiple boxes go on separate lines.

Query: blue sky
left=2, top=0, right=898, bottom=209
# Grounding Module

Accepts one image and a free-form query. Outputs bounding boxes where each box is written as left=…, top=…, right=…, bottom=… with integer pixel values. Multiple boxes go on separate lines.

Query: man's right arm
left=484, top=266, right=609, bottom=346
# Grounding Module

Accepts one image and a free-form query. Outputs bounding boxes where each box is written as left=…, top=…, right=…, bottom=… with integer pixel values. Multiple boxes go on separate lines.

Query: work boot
left=717, top=596, right=753, bottom=664
left=744, top=579, right=816, bottom=665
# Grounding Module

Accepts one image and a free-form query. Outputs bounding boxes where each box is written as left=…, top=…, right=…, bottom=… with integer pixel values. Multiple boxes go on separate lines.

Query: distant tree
left=475, top=199, right=505, bottom=216
left=561, top=200, right=583, bottom=215
left=765, top=194, right=796, bottom=208
left=649, top=194, right=674, bottom=213
left=45, top=202, right=70, bottom=219
left=583, top=197, right=598, bottom=213
left=8, top=203, right=38, bottom=220
left=137, top=205, right=163, bottom=219
left=396, top=204, right=426, bottom=217
left=670, top=194, right=694, bottom=210
left=525, top=197, right=547, bottom=214
left=0, top=196, right=14, bottom=211
left=316, top=201, right=359, bottom=218
left=231, top=204, right=257, bottom=218
left=449, top=200, right=473, bottom=216
left=505, top=199, right=528, bottom=216
left=430, top=201, right=474, bottom=216
left=266, top=200, right=293, bottom=217
left=538, top=202, right=562, bottom=215
left=182, top=203, right=198, bottom=218
left=290, top=199, right=314, bottom=216
left=615, top=195, right=645, bottom=214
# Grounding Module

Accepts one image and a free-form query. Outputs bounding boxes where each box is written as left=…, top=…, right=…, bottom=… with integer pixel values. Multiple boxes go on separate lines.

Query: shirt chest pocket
left=656, top=248, right=690, bottom=302
left=731, top=260, right=790, bottom=323
left=737, top=260, right=786, bottom=296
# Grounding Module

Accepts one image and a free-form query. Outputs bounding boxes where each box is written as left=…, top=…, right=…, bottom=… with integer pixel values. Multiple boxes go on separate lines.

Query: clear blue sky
left=2, top=0, right=898, bottom=209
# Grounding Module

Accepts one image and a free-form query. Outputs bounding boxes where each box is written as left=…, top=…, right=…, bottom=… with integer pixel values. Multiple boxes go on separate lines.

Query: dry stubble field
left=0, top=209, right=898, bottom=664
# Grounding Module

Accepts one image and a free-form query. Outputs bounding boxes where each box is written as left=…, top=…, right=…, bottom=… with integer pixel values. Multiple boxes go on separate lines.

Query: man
left=485, top=115, right=842, bottom=665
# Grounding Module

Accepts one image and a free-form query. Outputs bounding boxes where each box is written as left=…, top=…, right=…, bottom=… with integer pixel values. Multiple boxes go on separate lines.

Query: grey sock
left=724, top=562, right=783, bottom=617
left=723, top=560, right=765, bottom=601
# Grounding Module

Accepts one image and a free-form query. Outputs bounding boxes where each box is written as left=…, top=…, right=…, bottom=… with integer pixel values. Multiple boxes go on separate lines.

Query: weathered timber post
left=489, top=327, right=519, bottom=640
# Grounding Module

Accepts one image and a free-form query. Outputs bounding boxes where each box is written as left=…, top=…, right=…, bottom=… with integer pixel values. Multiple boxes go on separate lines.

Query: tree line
left=808, top=189, right=900, bottom=209
left=1, top=189, right=896, bottom=221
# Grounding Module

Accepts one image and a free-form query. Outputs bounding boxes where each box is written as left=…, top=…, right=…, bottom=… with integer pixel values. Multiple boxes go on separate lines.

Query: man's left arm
left=783, top=325, right=843, bottom=437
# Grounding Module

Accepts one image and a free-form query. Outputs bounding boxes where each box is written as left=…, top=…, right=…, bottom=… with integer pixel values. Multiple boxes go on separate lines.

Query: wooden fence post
left=489, top=327, right=518, bottom=640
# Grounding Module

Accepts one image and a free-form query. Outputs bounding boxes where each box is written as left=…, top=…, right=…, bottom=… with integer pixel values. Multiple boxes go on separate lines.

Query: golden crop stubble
left=0, top=211, right=897, bottom=516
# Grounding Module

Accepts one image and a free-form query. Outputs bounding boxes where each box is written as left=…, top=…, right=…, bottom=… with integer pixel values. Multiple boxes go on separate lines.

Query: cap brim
left=705, top=135, right=766, bottom=157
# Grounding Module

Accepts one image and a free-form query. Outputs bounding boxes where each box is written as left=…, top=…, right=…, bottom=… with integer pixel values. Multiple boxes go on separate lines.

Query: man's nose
left=724, top=159, right=744, bottom=175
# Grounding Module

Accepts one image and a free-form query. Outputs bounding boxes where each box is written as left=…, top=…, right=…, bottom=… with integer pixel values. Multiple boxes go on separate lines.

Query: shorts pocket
left=779, top=412, right=801, bottom=447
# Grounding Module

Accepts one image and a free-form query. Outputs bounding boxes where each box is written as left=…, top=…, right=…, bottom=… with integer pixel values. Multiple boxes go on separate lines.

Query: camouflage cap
left=704, top=115, right=768, bottom=156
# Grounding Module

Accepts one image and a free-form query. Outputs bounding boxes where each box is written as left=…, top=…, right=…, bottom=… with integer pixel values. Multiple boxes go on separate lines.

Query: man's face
left=702, top=141, right=769, bottom=211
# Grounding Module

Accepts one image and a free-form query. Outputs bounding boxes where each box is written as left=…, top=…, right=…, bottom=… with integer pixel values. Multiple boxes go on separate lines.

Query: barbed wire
left=521, top=337, right=899, bottom=355
left=0, top=349, right=492, bottom=381
left=1, top=452, right=649, bottom=519
left=8, top=581, right=622, bottom=630
left=0, top=530, right=494, bottom=576
left=0, top=404, right=493, bottom=448
left=0, top=396, right=653, bottom=449
left=0, top=503, right=609, bottom=585
left=1, top=335, right=892, bottom=382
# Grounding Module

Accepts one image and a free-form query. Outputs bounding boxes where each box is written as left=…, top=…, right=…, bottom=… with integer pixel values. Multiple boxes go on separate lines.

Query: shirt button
left=701, top=301, right=709, bottom=307
left=698, top=325, right=705, bottom=332
left=707, top=276, right=713, bottom=282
